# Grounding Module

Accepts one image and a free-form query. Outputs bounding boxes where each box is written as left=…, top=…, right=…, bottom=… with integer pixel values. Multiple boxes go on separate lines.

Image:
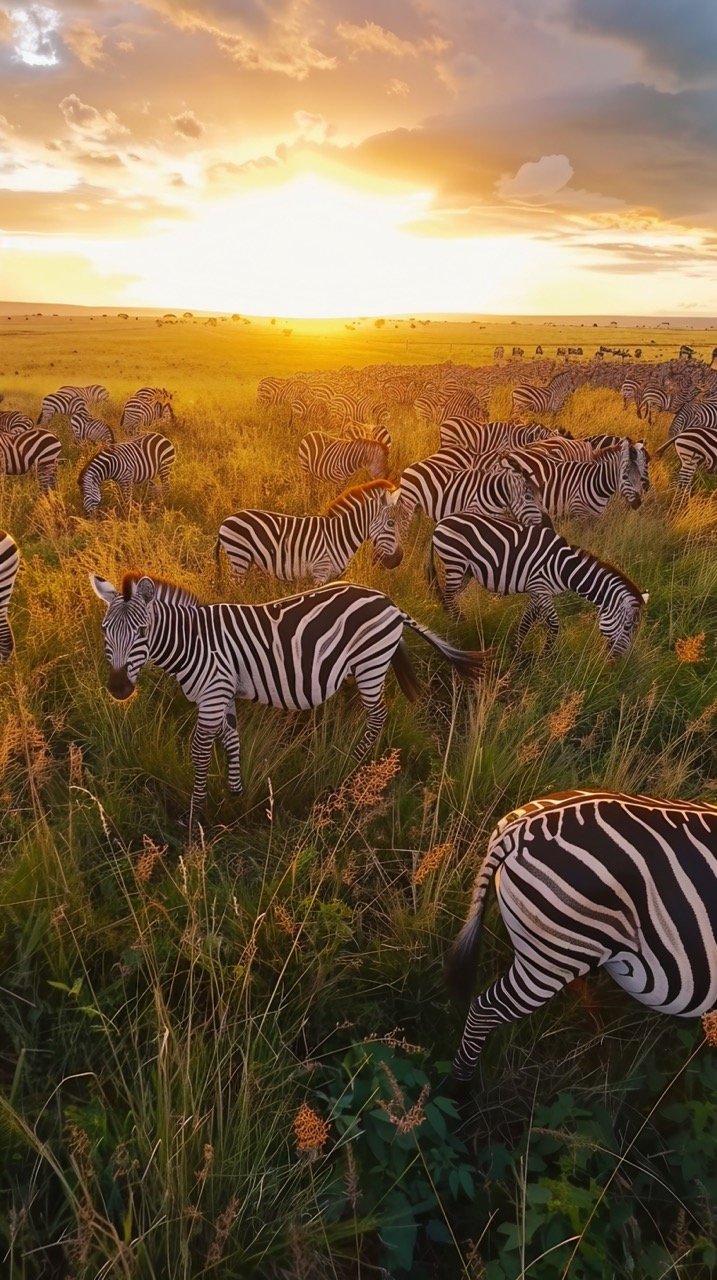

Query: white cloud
left=387, top=78, right=409, bottom=96
left=498, top=154, right=574, bottom=199
left=11, top=4, right=60, bottom=66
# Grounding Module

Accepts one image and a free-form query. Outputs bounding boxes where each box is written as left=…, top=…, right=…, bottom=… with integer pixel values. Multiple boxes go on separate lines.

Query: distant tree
left=283, top=328, right=293, bottom=336
left=231, top=314, right=241, bottom=321
left=184, top=311, right=193, bottom=318
left=271, top=318, right=276, bottom=325
left=374, top=318, right=385, bottom=328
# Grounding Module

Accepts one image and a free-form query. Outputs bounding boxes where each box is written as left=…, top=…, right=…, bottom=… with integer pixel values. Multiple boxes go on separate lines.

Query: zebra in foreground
left=70, top=404, right=114, bottom=446
left=584, top=435, right=650, bottom=489
left=298, top=432, right=389, bottom=484
left=215, top=480, right=403, bottom=586
left=120, top=396, right=174, bottom=435
left=0, top=532, right=20, bottom=661
left=511, top=371, right=574, bottom=417
left=395, top=460, right=549, bottom=530
left=447, top=790, right=717, bottom=1083
left=0, top=429, right=62, bottom=493
left=429, top=513, right=647, bottom=654
left=89, top=574, right=490, bottom=811
left=0, top=411, right=34, bottom=434
left=78, top=433, right=175, bottom=514
left=503, top=441, right=645, bottom=520
left=668, top=397, right=717, bottom=439
left=438, top=418, right=552, bottom=453
left=656, top=429, right=717, bottom=491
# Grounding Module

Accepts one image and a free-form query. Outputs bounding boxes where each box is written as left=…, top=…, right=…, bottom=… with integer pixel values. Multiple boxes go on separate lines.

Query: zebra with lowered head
left=215, top=479, right=403, bottom=586
left=120, top=396, right=174, bottom=435
left=57, top=383, right=110, bottom=405
left=429, top=512, right=648, bottom=654
left=0, top=531, right=20, bottom=661
left=438, top=418, right=552, bottom=453
left=70, top=403, right=114, bottom=446
left=37, top=389, right=80, bottom=425
left=503, top=440, right=646, bottom=520
left=511, top=371, right=574, bottom=417
left=298, top=432, right=389, bottom=484
left=78, top=433, right=175, bottom=514
left=89, top=574, right=490, bottom=812
left=0, top=429, right=62, bottom=493
left=0, top=411, right=34, bottom=434
left=395, top=457, right=549, bottom=531
left=447, top=789, right=717, bottom=1084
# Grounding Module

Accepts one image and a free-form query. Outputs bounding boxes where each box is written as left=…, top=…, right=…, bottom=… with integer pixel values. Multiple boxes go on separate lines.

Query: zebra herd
left=2, top=350, right=716, bottom=1091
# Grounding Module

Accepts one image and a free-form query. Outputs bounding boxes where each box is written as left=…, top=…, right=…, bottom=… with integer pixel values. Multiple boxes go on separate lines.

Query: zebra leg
left=532, top=592, right=560, bottom=649
left=351, top=665, right=389, bottom=759
left=515, top=599, right=540, bottom=647
left=451, top=955, right=578, bottom=1082
left=220, top=709, right=243, bottom=794
left=441, top=565, right=468, bottom=620
left=190, top=714, right=222, bottom=808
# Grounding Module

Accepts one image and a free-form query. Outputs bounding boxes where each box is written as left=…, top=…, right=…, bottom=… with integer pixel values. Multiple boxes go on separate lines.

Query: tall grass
left=1, top=318, right=716, bottom=1277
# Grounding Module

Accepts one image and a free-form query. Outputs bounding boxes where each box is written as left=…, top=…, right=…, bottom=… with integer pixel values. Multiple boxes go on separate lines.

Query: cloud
left=10, top=4, right=60, bottom=66
left=336, top=21, right=449, bottom=59
left=63, top=21, right=105, bottom=67
left=171, top=109, right=205, bottom=138
left=0, top=9, right=12, bottom=42
left=293, top=110, right=330, bottom=142
left=387, top=78, right=409, bottom=96
left=565, top=0, right=717, bottom=87
left=498, top=154, right=573, bottom=199
left=59, top=94, right=129, bottom=142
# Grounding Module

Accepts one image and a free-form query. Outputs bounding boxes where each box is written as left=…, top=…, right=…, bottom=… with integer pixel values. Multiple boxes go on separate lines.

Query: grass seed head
left=675, top=631, right=706, bottom=663
left=293, top=1103, right=330, bottom=1155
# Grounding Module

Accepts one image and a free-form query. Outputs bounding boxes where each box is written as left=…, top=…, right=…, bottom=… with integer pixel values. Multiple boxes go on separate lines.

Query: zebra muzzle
left=375, top=547, right=403, bottom=569
left=107, top=667, right=136, bottom=701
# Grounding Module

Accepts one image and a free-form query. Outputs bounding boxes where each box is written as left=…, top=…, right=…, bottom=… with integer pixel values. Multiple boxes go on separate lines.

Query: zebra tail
left=444, top=830, right=510, bottom=1003
left=213, top=537, right=224, bottom=588
left=654, top=437, right=676, bottom=457
left=390, top=640, right=421, bottom=702
left=400, top=612, right=491, bottom=681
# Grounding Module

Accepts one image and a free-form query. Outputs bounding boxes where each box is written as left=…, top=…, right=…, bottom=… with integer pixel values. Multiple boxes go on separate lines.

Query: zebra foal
left=78, top=433, right=175, bottom=514
left=447, top=790, right=717, bottom=1083
left=216, top=480, right=402, bottom=586
left=429, top=513, right=647, bottom=655
left=0, top=532, right=20, bottom=660
left=89, top=575, right=490, bottom=811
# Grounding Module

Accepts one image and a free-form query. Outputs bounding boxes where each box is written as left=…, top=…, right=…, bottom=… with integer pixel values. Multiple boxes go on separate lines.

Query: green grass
left=1, top=315, right=717, bottom=1278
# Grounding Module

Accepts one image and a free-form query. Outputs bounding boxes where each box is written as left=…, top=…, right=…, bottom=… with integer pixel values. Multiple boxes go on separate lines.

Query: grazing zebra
left=298, top=432, right=389, bottom=484
left=345, top=422, right=392, bottom=449
left=120, top=396, right=174, bottom=435
left=668, top=397, right=717, bottom=439
left=133, top=386, right=173, bottom=405
left=429, top=513, right=647, bottom=651
left=438, top=392, right=488, bottom=424
left=511, top=372, right=574, bottom=417
left=620, top=377, right=642, bottom=411
left=503, top=441, right=645, bottom=520
left=57, top=384, right=110, bottom=405
left=215, top=480, right=402, bottom=586
left=656, top=429, right=717, bottom=491
left=37, top=389, right=80, bottom=425
left=0, top=411, right=34, bottom=434
left=70, top=403, right=114, bottom=446
left=0, top=531, right=20, bottom=661
left=493, top=346, right=504, bottom=361
left=395, top=464, right=549, bottom=530
left=438, top=418, right=552, bottom=453
left=78, top=432, right=175, bottom=514
left=446, top=790, right=717, bottom=1083
left=584, top=436, right=650, bottom=489
left=327, top=393, right=390, bottom=429
left=89, top=574, right=490, bottom=810
left=0, top=429, right=61, bottom=493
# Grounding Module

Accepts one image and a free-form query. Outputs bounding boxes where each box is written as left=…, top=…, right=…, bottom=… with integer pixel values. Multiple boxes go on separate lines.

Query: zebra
left=493, top=346, right=504, bottom=360
left=656, top=429, right=717, bottom=491
left=437, top=391, right=487, bottom=424
left=120, top=396, right=174, bottom=435
left=438, top=418, right=552, bottom=453
left=636, top=384, right=671, bottom=423
left=57, top=384, right=110, bottom=404
left=668, top=397, right=717, bottom=439
left=0, top=411, right=34, bottom=434
left=0, top=531, right=20, bottom=661
left=502, top=441, right=645, bottom=521
left=37, top=389, right=80, bottom=425
left=215, top=480, right=403, bottom=586
left=446, top=789, right=717, bottom=1084
left=345, top=422, right=392, bottom=449
left=428, top=513, right=647, bottom=652
left=88, top=574, right=490, bottom=811
left=133, top=386, right=173, bottom=404
left=620, top=377, right=642, bottom=411
left=0, top=429, right=62, bottom=493
left=584, top=436, right=650, bottom=489
left=69, top=403, right=114, bottom=446
left=395, top=464, right=549, bottom=530
left=78, top=433, right=175, bottom=514
left=298, top=432, right=389, bottom=484
left=511, top=371, right=574, bottom=417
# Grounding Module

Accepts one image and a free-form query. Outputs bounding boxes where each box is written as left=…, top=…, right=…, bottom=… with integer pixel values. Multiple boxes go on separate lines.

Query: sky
left=1, top=0, right=716, bottom=316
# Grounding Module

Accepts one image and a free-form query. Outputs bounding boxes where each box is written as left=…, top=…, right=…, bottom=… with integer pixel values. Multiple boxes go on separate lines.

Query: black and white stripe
left=656, top=428, right=717, bottom=491
left=37, top=390, right=80, bottom=425
left=668, top=397, right=717, bottom=439
left=429, top=512, right=647, bottom=653
left=0, top=531, right=20, bottom=661
left=120, top=396, right=174, bottom=435
left=298, top=432, right=389, bottom=484
left=78, top=433, right=175, bottom=514
left=57, top=384, right=110, bottom=405
left=89, top=574, right=489, bottom=808
left=216, top=480, right=403, bottom=586
left=70, top=404, right=114, bottom=445
left=0, top=429, right=62, bottom=493
left=511, top=372, right=574, bottom=417
left=447, top=789, right=717, bottom=1081
left=0, top=411, right=34, bottom=434
left=396, top=459, right=549, bottom=529
left=438, top=419, right=552, bottom=453
left=503, top=441, right=645, bottom=520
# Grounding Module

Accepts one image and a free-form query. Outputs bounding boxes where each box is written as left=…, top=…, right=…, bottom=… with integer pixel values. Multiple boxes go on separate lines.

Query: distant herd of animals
left=1, top=344, right=716, bottom=1087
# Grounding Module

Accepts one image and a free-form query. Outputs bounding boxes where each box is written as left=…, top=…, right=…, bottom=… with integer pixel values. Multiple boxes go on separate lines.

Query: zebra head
left=503, top=472, right=552, bottom=529
left=372, top=488, right=403, bottom=567
left=618, top=438, right=644, bottom=509
left=78, top=458, right=103, bottom=514
left=89, top=573, right=157, bottom=699
left=598, top=585, right=648, bottom=658
left=633, top=440, right=651, bottom=492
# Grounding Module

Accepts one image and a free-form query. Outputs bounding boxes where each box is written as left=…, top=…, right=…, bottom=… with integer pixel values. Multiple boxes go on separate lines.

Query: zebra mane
left=121, top=571, right=200, bottom=606
left=576, top=547, right=645, bottom=607
left=323, top=478, right=397, bottom=515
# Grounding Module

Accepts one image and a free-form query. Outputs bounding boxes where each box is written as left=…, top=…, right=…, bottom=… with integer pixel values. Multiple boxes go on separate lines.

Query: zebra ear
left=641, top=591, right=650, bottom=604
left=386, top=487, right=402, bottom=506
left=89, top=574, right=118, bottom=605
left=134, top=576, right=156, bottom=604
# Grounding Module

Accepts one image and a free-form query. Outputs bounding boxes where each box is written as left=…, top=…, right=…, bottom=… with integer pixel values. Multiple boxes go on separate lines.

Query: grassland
left=1, top=313, right=717, bottom=1279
